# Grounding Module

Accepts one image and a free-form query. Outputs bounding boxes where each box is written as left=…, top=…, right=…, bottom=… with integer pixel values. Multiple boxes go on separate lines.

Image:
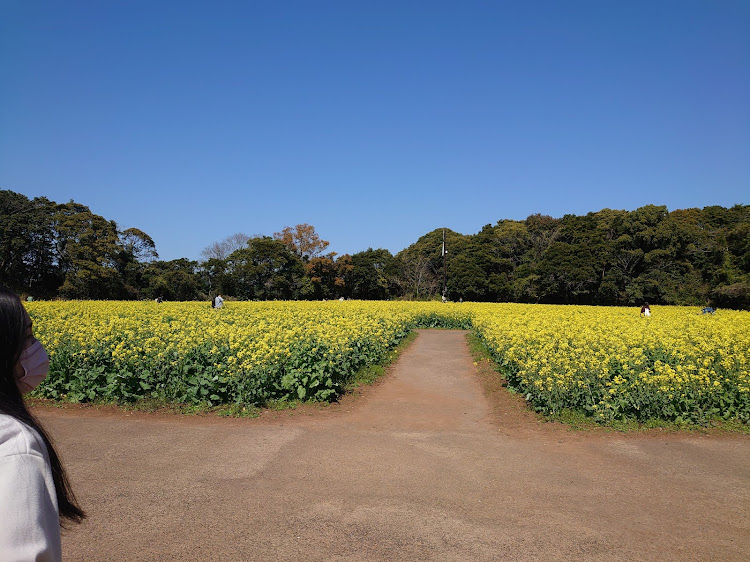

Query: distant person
left=0, top=285, right=85, bottom=559
left=701, top=306, right=715, bottom=314
left=640, top=303, right=651, bottom=317
left=214, top=295, right=224, bottom=309
left=155, top=296, right=163, bottom=304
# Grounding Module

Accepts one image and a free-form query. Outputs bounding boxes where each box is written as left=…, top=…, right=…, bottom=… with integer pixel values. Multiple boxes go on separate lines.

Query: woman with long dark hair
left=0, top=285, right=85, bottom=560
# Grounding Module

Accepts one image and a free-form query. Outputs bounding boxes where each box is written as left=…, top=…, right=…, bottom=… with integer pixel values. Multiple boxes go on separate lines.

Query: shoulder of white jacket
left=0, top=414, right=45, bottom=459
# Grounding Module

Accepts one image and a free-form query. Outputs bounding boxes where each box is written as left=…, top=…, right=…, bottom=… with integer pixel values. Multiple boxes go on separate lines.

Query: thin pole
left=442, top=229, right=447, bottom=298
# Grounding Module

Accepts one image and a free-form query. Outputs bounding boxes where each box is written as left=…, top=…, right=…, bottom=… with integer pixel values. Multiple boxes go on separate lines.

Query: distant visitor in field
left=701, top=306, right=715, bottom=314
left=214, top=295, right=224, bottom=309
left=640, top=303, right=651, bottom=317
left=0, top=285, right=86, bottom=559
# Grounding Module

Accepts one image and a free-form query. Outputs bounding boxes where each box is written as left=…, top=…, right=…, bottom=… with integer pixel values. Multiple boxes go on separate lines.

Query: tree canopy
left=2, top=190, right=748, bottom=308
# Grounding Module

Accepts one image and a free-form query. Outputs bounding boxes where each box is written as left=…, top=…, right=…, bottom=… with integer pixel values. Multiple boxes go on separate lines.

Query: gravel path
left=36, top=330, right=750, bottom=561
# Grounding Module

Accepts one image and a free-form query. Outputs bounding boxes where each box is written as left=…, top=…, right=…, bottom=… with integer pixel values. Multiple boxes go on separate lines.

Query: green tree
left=199, top=257, right=232, bottom=297
left=536, top=241, right=598, bottom=304
left=142, top=259, right=201, bottom=301
left=344, top=248, right=394, bottom=300
left=0, top=191, right=58, bottom=296
left=116, top=227, right=159, bottom=299
left=394, top=229, right=467, bottom=299
left=53, top=202, right=123, bottom=299
left=473, top=221, right=530, bottom=301
left=225, top=237, right=304, bottom=300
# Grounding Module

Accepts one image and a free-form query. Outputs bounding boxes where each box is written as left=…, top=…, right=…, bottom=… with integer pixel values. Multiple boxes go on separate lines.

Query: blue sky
left=1, top=1, right=748, bottom=261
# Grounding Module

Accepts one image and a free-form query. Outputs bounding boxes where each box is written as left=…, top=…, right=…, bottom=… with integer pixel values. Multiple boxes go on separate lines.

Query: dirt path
left=36, top=330, right=749, bottom=561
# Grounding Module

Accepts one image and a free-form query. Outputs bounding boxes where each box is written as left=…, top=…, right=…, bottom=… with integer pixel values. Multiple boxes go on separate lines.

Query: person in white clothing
left=0, top=285, right=85, bottom=561
left=214, top=294, right=224, bottom=309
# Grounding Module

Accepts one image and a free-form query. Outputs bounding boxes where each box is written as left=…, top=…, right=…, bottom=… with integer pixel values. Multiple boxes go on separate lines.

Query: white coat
left=0, top=414, right=61, bottom=561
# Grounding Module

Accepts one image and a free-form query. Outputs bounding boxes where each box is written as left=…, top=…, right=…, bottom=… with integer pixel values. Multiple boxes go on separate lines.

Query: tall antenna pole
left=442, top=229, right=447, bottom=299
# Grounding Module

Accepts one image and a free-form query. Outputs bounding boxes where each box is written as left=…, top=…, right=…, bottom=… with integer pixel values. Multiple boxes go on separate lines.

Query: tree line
left=2, top=190, right=748, bottom=308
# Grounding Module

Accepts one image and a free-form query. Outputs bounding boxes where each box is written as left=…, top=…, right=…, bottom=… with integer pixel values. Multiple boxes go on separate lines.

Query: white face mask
left=15, top=340, right=50, bottom=394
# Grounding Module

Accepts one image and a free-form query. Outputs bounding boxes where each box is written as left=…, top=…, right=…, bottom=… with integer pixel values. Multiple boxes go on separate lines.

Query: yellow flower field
left=26, top=301, right=749, bottom=423
left=471, top=304, right=750, bottom=423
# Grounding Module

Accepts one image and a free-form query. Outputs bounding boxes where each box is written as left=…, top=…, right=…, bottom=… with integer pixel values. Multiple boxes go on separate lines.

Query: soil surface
left=35, top=330, right=749, bottom=561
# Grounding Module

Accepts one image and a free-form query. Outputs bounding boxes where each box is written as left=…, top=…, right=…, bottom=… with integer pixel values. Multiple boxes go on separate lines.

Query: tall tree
left=226, top=237, right=304, bottom=300
left=303, top=254, right=348, bottom=299
left=199, top=258, right=232, bottom=297
left=141, top=259, right=201, bottom=301
left=201, top=232, right=253, bottom=261
left=395, top=254, right=439, bottom=299
left=344, top=248, right=394, bottom=300
left=394, top=228, right=468, bottom=299
left=273, top=224, right=330, bottom=261
left=117, top=228, right=159, bottom=298
left=536, top=241, right=598, bottom=304
left=0, top=191, right=58, bottom=296
left=52, top=202, right=123, bottom=299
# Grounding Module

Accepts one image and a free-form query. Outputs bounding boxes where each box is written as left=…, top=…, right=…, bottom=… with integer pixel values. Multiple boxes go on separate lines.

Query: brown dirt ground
left=33, top=330, right=750, bottom=561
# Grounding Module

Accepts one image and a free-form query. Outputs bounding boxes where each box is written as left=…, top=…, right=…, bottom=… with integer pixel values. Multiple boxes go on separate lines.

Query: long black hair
left=0, top=285, right=85, bottom=524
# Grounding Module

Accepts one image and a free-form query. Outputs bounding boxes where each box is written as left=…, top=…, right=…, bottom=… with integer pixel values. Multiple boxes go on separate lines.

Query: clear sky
left=1, top=1, right=748, bottom=261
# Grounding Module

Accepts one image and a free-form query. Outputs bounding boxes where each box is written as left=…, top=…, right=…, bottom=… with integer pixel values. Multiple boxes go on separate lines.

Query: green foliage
left=0, top=191, right=60, bottom=297
left=141, top=259, right=201, bottom=301
left=53, top=202, right=124, bottom=299
left=28, top=304, right=750, bottom=429
left=0, top=190, right=159, bottom=299
left=343, top=248, right=395, bottom=300
left=347, top=331, right=419, bottom=388
left=3, top=187, right=749, bottom=310
left=33, top=332, right=410, bottom=408
left=224, top=237, right=304, bottom=300
left=391, top=204, right=750, bottom=309
left=410, top=312, right=473, bottom=329
left=477, top=334, right=750, bottom=427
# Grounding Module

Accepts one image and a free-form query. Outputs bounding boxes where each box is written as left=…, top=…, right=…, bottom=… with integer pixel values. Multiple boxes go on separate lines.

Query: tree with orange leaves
left=273, top=224, right=330, bottom=261
left=303, top=254, right=353, bottom=299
